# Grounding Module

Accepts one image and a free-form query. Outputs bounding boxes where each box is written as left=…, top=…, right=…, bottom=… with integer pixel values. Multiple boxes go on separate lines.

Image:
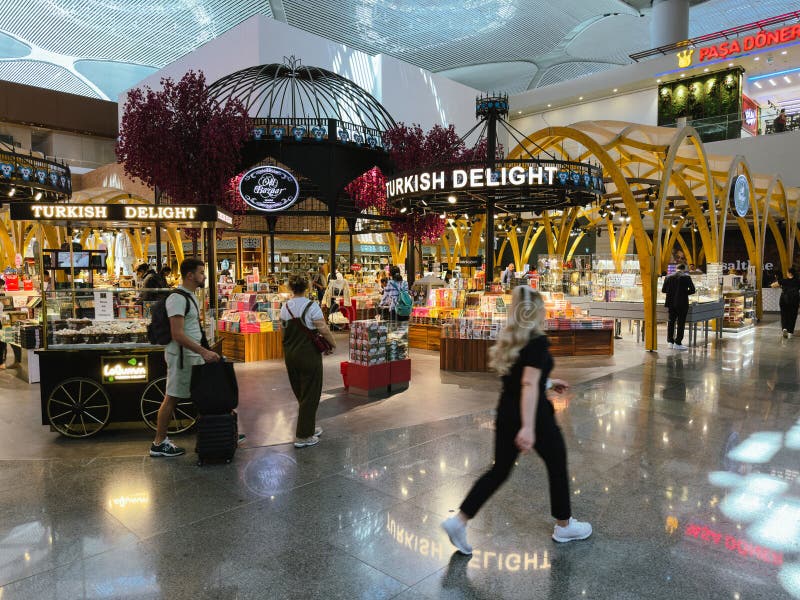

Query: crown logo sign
left=677, top=48, right=694, bottom=68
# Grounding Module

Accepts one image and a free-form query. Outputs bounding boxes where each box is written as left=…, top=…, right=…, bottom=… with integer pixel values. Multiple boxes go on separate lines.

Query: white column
left=651, top=0, right=690, bottom=48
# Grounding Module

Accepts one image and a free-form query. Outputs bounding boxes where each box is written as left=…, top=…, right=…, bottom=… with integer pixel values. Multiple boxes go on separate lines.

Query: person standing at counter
left=501, top=263, right=515, bottom=286
left=150, top=258, right=220, bottom=458
left=662, top=263, right=696, bottom=351
left=772, top=267, right=800, bottom=338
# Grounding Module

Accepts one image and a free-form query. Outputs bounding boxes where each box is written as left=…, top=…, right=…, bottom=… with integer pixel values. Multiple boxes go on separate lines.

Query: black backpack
left=147, top=289, right=197, bottom=345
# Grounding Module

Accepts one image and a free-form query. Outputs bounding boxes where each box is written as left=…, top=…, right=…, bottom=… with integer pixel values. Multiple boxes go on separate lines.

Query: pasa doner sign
left=239, top=166, right=300, bottom=212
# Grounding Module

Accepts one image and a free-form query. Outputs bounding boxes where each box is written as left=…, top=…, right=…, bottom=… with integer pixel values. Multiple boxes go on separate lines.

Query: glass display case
left=536, top=255, right=592, bottom=298
left=43, top=287, right=168, bottom=348
left=348, top=320, right=409, bottom=366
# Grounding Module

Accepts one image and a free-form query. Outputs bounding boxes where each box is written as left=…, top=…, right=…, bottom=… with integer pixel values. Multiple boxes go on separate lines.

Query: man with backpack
left=380, top=266, right=412, bottom=321
left=149, top=258, right=220, bottom=457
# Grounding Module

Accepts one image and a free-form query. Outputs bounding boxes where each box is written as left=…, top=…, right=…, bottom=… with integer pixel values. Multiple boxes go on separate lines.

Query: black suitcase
left=195, top=412, right=237, bottom=466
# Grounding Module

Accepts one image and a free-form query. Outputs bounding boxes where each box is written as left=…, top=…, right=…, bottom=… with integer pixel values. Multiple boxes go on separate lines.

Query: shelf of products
left=217, top=291, right=290, bottom=361
left=723, top=291, right=755, bottom=331
left=535, top=255, right=592, bottom=298
left=346, top=320, right=410, bottom=396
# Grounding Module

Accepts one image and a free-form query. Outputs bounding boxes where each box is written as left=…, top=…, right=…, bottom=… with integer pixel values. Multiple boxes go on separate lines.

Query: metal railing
left=663, top=113, right=743, bottom=143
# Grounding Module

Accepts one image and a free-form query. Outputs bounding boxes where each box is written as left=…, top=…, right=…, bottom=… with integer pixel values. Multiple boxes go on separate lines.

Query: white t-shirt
left=165, top=287, right=202, bottom=358
left=280, top=297, right=323, bottom=329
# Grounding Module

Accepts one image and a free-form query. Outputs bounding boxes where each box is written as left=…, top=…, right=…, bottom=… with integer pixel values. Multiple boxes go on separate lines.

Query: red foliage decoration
left=391, top=212, right=446, bottom=245
left=344, top=122, right=502, bottom=242
left=116, top=70, right=250, bottom=212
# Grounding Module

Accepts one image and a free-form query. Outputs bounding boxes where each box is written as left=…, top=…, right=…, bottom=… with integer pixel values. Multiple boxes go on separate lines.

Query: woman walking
left=441, top=286, right=591, bottom=554
left=773, top=267, right=800, bottom=338
left=280, top=275, right=336, bottom=448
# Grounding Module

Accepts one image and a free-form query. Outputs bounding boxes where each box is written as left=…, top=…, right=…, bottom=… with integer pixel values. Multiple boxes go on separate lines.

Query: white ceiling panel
left=0, top=0, right=796, bottom=101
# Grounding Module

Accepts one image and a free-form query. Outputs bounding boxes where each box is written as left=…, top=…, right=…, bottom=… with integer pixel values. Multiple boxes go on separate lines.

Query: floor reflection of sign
left=101, top=356, right=148, bottom=384
left=94, top=291, right=114, bottom=321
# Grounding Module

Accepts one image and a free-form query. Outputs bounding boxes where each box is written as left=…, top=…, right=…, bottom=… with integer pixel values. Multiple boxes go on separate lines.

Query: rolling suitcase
left=195, top=412, right=238, bottom=466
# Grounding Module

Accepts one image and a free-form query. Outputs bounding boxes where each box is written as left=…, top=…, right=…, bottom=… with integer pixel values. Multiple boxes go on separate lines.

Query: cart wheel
left=140, top=376, right=197, bottom=434
left=47, top=378, right=111, bottom=438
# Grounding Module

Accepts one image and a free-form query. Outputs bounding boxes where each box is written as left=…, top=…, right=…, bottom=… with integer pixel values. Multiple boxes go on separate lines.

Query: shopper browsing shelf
left=771, top=267, right=800, bottom=338
left=379, top=266, right=410, bottom=321
left=662, top=263, right=696, bottom=351
left=501, top=263, right=515, bottom=286
left=150, top=258, right=220, bottom=458
left=442, top=287, right=592, bottom=554
left=0, top=277, right=6, bottom=370
left=280, top=275, right=336, bottom=448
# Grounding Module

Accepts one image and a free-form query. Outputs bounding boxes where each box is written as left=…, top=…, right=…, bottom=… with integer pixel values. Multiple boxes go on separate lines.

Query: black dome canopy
left=207, top=56, right=396, bottom=132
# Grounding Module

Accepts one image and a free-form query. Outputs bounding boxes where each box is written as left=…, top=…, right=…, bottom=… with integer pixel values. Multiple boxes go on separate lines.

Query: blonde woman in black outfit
left=442, top=286, right=591, bottom=554
left=772, top=267, right=800, bottom=338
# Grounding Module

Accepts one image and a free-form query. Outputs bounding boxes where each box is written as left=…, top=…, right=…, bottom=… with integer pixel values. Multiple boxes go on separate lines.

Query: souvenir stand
left=408, top=274, right=459, bottom=351
left=10, top=202, right=222, bottom=438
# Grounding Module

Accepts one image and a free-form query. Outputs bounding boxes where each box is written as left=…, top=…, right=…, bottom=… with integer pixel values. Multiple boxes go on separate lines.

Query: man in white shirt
left=150, top=258, right=220, bottom=457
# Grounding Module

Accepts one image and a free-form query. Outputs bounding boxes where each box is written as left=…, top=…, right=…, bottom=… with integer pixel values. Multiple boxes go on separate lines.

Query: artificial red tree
left=116, top=70, right=250, bottom=213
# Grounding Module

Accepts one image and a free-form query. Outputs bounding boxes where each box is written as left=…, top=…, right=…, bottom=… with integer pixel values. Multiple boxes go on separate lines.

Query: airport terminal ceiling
left=0, top=0, right=798, bottom=100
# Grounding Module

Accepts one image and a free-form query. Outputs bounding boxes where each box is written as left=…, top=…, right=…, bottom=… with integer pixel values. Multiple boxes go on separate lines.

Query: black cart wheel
left=140, top=376, right=197, bottom=434
left=47, top=378, right=111, bottom=438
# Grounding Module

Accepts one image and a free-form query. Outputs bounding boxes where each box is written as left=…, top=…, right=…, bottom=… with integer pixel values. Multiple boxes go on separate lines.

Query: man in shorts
left=150, top=258, right=220, bottom=457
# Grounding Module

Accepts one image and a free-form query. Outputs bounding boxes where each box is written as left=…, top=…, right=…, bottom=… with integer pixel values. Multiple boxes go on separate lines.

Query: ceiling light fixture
left=781, top=50, right=788, bottom=55
left=7, top=187, right=15, bottom=197
left=729, top=62, right=734, bottom=66
left=755, top=56, right=760, bottom=61
left=656, top=79, right=661, bottom=83
left=34, top=191, right=42, bottom=200
left=613, top=88, right=618, bottom=93
left=703, top=68, right=709, bottom=72
left=547, top=103, right=552, bottom=107
left=680, top=73, right=685, bottom=78
left=579, top=96, right=584, bottom=100
left=447, top=195, right=456, bottom=204
left=769, top=79, right=777, bottom=86
left=399, top=206, right=407, bottom=213
left=784, top=76, right=792, bottom=84
left=754, top=81, right=762, bottom=88
left=440, top=212, right=446, bottom=219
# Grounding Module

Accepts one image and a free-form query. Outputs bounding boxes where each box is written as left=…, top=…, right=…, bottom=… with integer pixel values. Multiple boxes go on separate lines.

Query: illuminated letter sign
left=690, top=23, right=800, bottom=65
left=239, top=166, right=300, bottom=212
left=101, top=355, right=149, bottom=384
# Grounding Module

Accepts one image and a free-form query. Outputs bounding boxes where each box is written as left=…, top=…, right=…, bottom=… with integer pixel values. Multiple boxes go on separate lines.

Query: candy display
left=51, top=320, right=149, bottom=345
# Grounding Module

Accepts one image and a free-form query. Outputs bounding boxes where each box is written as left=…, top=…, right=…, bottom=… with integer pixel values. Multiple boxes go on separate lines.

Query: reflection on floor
left=0, top=322, right=798, bottom=598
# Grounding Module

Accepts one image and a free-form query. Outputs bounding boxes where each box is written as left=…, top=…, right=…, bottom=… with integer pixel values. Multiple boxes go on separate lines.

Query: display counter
left=723, top=291, right=755, bottom=333
left=345, top=320, right=409, bottom=396
left=217, top=291, right=288, bottom=361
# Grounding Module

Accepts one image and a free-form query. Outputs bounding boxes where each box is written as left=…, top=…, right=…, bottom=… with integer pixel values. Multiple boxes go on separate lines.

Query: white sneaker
left=441, top=515, right=473, bottom=555
left=294, top=435, right=320, bottom=448
left=674, top=344, right=689, bottom=351
left=314, top=426, right=323, bottom=437
left=783, top=329, right=789, bottom=339
left=552, top=517, right=593, bottom=543
left=667, top=343, right=675, bottom=349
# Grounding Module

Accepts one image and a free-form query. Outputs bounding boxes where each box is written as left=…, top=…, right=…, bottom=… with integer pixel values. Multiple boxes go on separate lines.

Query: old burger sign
left=692, top=23, right=800, bottom=63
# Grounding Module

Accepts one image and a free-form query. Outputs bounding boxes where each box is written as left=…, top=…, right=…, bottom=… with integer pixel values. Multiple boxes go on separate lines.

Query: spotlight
left=440, top=212, right=446, bottom=219
left=399, top=206, right=407, bottom=214
left=625, top=215, right=631, bottom=223
left=34, top=191, right=42, bottom=200
left=448, top=195, right=457, bottom=204
left=463, top=213, right=468, bottom=219
left=8, top=187, right=15, bottom=197
left=516, top=227, right=522, bottom=233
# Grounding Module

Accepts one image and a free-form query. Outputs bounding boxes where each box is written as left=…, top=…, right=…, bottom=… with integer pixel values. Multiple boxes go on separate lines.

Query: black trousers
left=667, top=306, right=688, bottom=345
left=780, top=294, right=799, bottom=333
left=460, top=400, right=571, bottom=521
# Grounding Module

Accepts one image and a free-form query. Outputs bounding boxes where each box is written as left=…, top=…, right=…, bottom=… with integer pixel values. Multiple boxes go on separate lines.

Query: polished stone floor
left=0, top=321, right=798, bottom=599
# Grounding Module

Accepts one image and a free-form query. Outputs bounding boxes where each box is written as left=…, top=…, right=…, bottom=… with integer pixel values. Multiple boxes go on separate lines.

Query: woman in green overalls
left=280, top=275, right=337, bottom=448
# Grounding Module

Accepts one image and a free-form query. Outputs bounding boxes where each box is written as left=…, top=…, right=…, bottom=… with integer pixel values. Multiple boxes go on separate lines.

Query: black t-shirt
left=780, top=278, right=800, bottom=296
left=497, top=335, right=554, bottom=426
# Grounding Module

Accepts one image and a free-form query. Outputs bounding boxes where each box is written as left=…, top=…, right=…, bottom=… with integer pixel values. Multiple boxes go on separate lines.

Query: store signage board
left=388, top=166, right=560, bottom=200
left=676, top=23, right=800, bottom=68
left=101, top=355, right=148, bottom=384
left=10, top=203, right=218, bottom=222
left=238, top=166, right=300, bottom=212
left=730, top=175, right=750, bottom=218
left=458, top=256, right=483, bottom=268
left=93, top=291, right=114, bottom=321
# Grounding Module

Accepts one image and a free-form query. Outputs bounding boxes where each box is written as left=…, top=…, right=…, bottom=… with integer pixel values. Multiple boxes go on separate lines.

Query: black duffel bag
left=191, top=360, right=239, bottom=415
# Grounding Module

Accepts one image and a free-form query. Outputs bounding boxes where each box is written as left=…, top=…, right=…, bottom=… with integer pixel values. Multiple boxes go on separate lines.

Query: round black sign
left=238, top=166, right=300, bottom=212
